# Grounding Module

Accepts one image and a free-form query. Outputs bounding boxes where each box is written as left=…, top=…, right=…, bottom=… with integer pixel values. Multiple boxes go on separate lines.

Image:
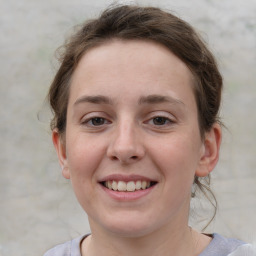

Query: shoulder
left=200, top=233, right=246, bottom=256
left=228, top=243, right=256, bottom=256
left=43, top=235, right=86, bottom=256
left=43, top=240, right=71, bottom=256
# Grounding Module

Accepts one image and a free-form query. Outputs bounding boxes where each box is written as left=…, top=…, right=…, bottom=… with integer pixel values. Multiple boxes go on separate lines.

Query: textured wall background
left=0, top=0, right=255, bottom=255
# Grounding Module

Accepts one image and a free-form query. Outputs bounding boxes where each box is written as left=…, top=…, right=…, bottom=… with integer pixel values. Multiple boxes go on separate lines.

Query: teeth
left=117, top=181, right=126, bottom=191
left=135, top=180, right=142, bottom=190
left=104, top=180, right=154, bottom=192
left=127, top=181, right=136, bottom=192
left=112, top=180, right=118, bottom=191
left=141, top=181, right=147, bottom=189
left=106, top=181, right=112, bottom=189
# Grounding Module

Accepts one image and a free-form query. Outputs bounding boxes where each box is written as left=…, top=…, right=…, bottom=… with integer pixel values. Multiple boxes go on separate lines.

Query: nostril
left=109, top=155, right=138, bottom=163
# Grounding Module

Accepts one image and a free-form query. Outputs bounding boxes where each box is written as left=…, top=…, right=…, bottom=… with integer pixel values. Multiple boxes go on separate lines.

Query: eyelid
left=148, top=117, right=173, bottom=125
left=80, top=112, right=111, bottom=126
left=146, top=111, right=176, bottom=121
left=84, top=117, right=109, bottom=125
left=144, top=111, right=176, bottom=127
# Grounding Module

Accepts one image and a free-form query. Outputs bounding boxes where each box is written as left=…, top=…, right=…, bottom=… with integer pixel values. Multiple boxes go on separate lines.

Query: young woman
left=44, top=5, right=255, bottom=256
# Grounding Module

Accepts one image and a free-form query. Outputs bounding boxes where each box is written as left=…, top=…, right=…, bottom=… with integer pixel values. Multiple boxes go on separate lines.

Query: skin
left=53, top=40, right=221, bottom=256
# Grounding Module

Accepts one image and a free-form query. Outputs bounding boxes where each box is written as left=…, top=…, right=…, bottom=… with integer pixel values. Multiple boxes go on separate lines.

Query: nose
left=107, top=121, right=145, bottom=164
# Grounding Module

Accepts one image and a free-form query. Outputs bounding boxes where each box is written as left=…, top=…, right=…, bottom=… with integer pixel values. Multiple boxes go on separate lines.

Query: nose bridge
left=107, top=117, right=144, bottom=163
left=117, top=120, right=136, bottom=148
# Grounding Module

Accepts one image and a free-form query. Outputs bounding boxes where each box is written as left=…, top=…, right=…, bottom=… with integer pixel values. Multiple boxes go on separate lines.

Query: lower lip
left=100, top=184, right=156, bottom=201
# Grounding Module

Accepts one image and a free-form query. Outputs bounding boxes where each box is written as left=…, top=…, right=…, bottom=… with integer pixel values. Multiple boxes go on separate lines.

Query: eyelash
left=81, top=115, right=174, bottom=129
left=81, top=117, right=110, bottom=127
left=148, top=116, right=173, bottom=126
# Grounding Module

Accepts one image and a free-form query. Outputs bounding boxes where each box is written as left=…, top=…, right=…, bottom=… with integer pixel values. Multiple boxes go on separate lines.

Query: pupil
left=92, top=118, right=104, bottom=125
left=153, top=117, right=166, bottom=125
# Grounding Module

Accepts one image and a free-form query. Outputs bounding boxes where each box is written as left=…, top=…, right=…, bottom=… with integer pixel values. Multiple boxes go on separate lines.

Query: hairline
left=57, top=37, right=207, bottom=140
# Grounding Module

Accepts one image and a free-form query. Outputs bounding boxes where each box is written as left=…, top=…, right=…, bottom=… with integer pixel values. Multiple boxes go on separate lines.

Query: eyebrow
left=74, top=94, right=184, bottom=106
left=74, top=95, right=113, bottom=106
left=138, top=94, right=185, bottom=106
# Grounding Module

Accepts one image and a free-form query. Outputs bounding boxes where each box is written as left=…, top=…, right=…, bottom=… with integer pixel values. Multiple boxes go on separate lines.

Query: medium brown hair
left=49, top=5, right=222, bottom=135
left=48, top=4, right=222, bottom=228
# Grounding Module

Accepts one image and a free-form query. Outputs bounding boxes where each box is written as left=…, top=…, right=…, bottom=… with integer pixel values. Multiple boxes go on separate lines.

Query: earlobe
left=196, top=123, right=222, bottom=177
left=52, top=130, right=70, bottom=179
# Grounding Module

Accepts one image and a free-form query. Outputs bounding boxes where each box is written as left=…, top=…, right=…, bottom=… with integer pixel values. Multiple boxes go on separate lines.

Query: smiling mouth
left=101, top=180, right=157, bottom=192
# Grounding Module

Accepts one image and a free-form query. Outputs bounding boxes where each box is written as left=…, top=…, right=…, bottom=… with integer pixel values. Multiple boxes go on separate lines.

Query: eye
left=82, top=117, right=110, bottom=127
left=144, top=112, right=176, bottom=129
left=90, top=117, right=106, bottom=126
left=152, top=116, right=171, bottom=125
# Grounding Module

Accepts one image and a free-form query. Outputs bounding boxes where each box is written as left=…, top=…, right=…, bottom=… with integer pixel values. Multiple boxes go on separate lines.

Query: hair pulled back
left=49, top=4, right=222, bottom=136
left=48, top=5, right=223, bottom=228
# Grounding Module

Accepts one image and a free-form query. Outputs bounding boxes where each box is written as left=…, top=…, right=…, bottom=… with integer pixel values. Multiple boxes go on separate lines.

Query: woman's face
left=53, top=40, right=220, bottom=237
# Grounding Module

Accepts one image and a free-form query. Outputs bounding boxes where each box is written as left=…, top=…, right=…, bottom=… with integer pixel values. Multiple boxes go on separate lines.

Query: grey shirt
left=43, top=233, right=245, bottom=256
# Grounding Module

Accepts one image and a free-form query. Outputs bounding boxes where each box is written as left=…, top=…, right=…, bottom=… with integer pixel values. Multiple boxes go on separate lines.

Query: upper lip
left=98, top=174, right=158, bottom=183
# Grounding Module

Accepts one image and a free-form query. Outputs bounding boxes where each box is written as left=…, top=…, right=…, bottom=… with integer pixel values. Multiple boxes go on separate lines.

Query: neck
left=82, top=221, right=209, bottom=256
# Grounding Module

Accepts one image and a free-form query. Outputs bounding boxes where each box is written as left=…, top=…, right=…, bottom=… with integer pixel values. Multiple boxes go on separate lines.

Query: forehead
left=69, top=39, right=195, bottom=103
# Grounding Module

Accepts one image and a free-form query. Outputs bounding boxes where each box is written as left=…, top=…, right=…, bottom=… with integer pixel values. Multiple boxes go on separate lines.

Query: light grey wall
left=0, top=0, right=255, bottom=255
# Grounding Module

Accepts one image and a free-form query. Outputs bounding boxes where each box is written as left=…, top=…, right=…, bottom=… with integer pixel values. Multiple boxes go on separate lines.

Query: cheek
left=145, top=137, right=199, bottom=219
left=65, top=136, right=107, bottom=210
left=149, top=133, right=201, bottom=186
left=65, top=135, right=105, bottom=182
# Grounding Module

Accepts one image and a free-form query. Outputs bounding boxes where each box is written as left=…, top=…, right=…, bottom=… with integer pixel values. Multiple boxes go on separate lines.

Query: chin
left=93, top=213, right=157, bottom=238
left=107, top=224, right=154, bottom=238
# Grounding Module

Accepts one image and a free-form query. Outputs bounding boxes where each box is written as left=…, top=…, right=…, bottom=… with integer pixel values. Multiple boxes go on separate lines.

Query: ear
left=52, top=129, right=70, bottom=179
left=196, top=123, right=222, bottom=177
